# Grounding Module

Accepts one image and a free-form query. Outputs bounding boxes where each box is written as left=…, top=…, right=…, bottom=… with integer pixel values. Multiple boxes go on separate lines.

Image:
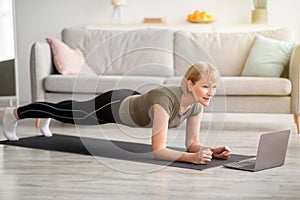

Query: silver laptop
left=223, top=129, right=290, bottom=172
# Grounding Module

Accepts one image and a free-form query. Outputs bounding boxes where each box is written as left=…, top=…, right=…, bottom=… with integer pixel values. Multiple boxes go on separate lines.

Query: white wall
left=15, top=0, right=300, bottom=104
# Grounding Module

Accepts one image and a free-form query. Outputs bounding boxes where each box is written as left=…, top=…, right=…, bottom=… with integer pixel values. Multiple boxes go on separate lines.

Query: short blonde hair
left=181, top=61, right=220, bottom=96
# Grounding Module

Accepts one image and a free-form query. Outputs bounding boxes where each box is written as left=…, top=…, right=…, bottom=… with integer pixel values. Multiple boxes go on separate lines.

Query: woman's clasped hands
left=192, top=146, right=231, bottom=165
left=192, top=147, right=213, bottom=165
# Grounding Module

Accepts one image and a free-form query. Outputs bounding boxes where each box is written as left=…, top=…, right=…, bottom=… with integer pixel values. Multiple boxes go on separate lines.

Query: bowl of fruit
left=187, top=10, right=215, bottom=23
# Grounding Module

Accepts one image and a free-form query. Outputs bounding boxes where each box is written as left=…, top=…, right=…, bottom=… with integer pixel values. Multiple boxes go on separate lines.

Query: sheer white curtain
left=0, top=0, right=15, bottom=62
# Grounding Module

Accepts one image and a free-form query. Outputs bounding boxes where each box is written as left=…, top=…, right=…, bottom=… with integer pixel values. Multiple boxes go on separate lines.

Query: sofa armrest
left=30, top=41, right=55, bottom=102
left=289, top=44, right=300, bottom=114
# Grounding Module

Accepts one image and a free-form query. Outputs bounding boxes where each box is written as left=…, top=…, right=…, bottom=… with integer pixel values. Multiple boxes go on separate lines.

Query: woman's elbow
left=152, top=146, right=165, bottom=160
left=153, top=151, right=160, bottom=160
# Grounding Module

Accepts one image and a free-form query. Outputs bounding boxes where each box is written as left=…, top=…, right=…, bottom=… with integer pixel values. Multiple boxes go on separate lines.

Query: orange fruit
left=187, top=14, right=194, bottom=20
left=194, top=12, right=202, bottom=20
left=194, top=10, right=200, bottom=15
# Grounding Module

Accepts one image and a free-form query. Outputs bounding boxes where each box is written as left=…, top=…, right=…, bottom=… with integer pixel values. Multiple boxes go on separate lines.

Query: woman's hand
left=191, top=147, right=213, bottom=165
left=210, top=146, right=231, bottom=159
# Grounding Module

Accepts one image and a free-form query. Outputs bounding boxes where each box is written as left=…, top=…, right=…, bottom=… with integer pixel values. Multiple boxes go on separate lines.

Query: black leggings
left=17, top=89, right=140, bottom=125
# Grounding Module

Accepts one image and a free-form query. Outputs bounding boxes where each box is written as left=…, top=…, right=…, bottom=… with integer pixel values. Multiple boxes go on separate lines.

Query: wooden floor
left=0, top=113, right=300, bottom=200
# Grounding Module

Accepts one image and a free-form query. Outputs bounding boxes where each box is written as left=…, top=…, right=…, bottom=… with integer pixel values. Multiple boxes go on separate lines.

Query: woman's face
left=188, top=78, right=217, bottom=106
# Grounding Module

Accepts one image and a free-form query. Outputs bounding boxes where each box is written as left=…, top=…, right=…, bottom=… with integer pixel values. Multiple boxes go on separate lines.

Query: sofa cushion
left=44, top=75, right=166, bottom=94
left=46, top=37, right=96, bottom=76
left=164, top=76, right=291, bottom=96
left=174, top=28, right=294, bottom=76
left=62, top=27, right=174, bottom=77
left=242, top=35, right=295, bottom=77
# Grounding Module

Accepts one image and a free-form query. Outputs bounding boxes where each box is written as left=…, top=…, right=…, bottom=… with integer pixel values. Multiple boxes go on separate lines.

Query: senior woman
left=3, top=61, right=231, bottom=164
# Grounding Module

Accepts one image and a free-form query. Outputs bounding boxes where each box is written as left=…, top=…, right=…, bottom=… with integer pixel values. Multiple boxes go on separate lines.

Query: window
left=0, top=0, right=15, bottom=62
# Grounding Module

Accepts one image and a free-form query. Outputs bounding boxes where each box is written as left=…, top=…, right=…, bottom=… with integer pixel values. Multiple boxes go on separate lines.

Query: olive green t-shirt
left=119, top=86, right=203, bottom=128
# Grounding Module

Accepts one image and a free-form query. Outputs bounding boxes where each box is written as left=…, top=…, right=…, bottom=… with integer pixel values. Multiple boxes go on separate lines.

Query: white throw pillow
left=242, top=35, right=294, bottom=77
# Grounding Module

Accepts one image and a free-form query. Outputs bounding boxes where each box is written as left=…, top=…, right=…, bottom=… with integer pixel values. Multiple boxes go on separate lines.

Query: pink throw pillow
left=46, top=37, right=96, bottom=76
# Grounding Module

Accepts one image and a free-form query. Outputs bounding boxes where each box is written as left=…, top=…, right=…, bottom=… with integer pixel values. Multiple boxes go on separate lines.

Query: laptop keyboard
left=234, top=160, right=256, bottom=168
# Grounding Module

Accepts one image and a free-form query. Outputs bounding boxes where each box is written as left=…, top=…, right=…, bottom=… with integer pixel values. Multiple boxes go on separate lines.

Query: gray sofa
left=30, top=27, right=300, bottom=132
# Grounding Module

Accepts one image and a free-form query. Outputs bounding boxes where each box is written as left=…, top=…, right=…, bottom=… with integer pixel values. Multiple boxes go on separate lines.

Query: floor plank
left=0, top=113, right=299, bottom=200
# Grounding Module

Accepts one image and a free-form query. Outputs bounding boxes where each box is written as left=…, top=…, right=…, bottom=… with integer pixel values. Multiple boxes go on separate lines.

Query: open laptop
left=223, top=129, right=290, bottom=172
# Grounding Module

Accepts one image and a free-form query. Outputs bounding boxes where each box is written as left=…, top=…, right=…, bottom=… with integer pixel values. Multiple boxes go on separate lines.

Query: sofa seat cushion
left=44, top=75, right=166, bottom=94
left=164, top=76, right=291, bottom=96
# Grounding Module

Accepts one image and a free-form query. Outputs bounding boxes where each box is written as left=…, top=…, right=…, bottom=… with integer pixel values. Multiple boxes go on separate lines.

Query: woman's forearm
left=153, top=148, right=194, bottom=163
left=153, top=147, right=213, bottom=165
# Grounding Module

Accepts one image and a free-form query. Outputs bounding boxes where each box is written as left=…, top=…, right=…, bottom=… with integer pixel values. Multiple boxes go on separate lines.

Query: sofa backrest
left=174, top=28, right=294, bottom=76
left=62, top=27, right=293, bottom=77
left=62, top=27, right=174, bottom=77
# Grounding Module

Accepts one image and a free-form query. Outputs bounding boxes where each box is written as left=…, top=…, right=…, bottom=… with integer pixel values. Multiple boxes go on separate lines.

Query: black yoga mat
left=0, top=134, right=253, bottom=170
